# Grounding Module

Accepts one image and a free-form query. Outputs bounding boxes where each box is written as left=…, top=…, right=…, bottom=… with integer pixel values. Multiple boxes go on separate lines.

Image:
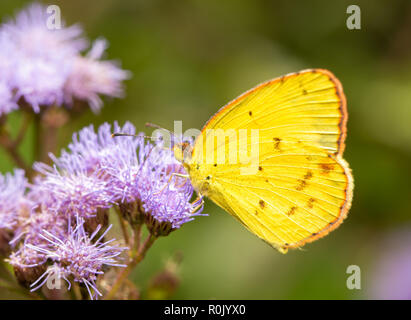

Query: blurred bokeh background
left=1, top=0, right=411, bottom=299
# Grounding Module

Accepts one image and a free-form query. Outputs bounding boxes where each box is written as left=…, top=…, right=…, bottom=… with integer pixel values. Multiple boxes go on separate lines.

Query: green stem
left=15, top=112, right=32, bottom=146
left=0, top=126, right=32, bottom=177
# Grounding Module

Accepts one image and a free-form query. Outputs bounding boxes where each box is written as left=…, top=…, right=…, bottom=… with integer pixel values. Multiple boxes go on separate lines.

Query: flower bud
left=145, top=212, right=174, bottom=237
left=0, top=229, right=12, bottom=256
left=119, top=200, right=144, bottom=226
left=13, top=264, right=47, bottom=289
left=84, top=208, right=109, bottom=236
left=146, top=253, right=182, bottom=299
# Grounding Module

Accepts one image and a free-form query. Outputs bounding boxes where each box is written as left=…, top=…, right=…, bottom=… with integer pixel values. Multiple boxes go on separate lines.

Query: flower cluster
left=0, top=3, right=205, bottom=300
left=0, top=3, right=130, bottom=115
left=0, top=122, right=204, bottom=298
left=28, top=218, right=127, bottom=299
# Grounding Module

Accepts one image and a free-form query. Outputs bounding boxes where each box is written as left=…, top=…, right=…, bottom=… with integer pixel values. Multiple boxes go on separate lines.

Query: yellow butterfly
left=174, top=69, right=354, bottom=254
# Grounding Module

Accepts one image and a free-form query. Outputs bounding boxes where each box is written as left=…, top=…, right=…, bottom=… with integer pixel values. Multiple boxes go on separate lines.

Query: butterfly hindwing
left=208, top=142, right=353, bottom=252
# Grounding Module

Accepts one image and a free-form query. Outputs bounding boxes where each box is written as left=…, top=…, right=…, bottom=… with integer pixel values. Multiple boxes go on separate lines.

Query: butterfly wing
left=205, top=142, right=353, bottom=253
left=194, top=68, right=347, bottom=158
left=188, top=69, right=353, bottom=252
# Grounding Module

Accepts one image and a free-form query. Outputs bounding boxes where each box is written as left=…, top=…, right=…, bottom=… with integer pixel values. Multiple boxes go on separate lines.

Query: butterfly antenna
left=145, top=122, right=164, bottom=130
left=145, top=122, right=181, bottom=146
left=111, top=133, right=153, bottom=140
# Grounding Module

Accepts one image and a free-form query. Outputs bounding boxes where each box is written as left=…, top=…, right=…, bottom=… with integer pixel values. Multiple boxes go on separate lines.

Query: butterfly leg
left=154, top=172, right=190, bottom=195
left=170, top=172, right=190, bottom=189
left=191, top=193, right=204, bottom=214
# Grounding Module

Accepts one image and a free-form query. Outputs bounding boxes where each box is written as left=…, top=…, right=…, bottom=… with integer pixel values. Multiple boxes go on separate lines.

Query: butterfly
left=173, top=69, right=354, bottom=254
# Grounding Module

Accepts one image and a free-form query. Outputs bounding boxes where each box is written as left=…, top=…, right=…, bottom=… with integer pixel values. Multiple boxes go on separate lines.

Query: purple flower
left=55, top=121, right=205, bottom=230
left=0, top=3, right=129, bottom=114
left=60, top=121, right=142, bottom=175
left=64, top=39, right=131, bottom=113
left=135, top=141, right=205, bottom=230
left=6, top=205, right=67, bottom=282
left=33, top=156, right=114, bottom=219
left=31, top=121, right=204, bottom=237
left=0, top=33, right=18, bottom=115
left=0, top=169, right=29, bottom=231
left=0, top=81, right=18, bottom=116
left=3, top=3, right=87, bottom=56
left=27, top=217, right=127, bottom=299
left=1, top=3, right=86, bottom=111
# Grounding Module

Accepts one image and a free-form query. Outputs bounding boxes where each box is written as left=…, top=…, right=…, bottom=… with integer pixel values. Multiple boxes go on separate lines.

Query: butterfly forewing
left=194, top=69, right=347, bottom=158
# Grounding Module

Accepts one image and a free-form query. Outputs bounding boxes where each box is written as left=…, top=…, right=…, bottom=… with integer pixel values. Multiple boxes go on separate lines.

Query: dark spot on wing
left=296, top=170, right=313, bottom=191
left=296, top=180, right=307, bottom=191
left=307, top=198, right=315, bottom=208
left=319, top=163, right=334, bottom=175
left=273, top=137, right=281, bottom=150
left=254, top=210, right=259, bottom=216
left=213, top=163, right=217, bottom=167
left=302, top=89, right=308, bottom=95
left=259, top=200, right=265, bottom=209
left=249, top=111, right=252, bottom=116
left=286, top=206, right=297, bottom=216
left=258, top=166, right=263, bottom=171
left=304, top=170, right=313, bottom=180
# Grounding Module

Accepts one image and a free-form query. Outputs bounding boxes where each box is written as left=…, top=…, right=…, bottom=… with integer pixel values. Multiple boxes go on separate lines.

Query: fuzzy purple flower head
left=135, top=138, right=205, bottom=232
left=27, top=217, right=127, bottom=299
left=33, top=155, right=114, bottom=219
left=0, top=3, right=129, bottom=114
left=0, top=169, right=29, bottom=231
left=64, top=39, right=131, bottom=113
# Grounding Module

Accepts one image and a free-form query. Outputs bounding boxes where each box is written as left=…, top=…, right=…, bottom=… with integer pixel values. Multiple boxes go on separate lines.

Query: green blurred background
left=1, top=0, right=411, bottom=299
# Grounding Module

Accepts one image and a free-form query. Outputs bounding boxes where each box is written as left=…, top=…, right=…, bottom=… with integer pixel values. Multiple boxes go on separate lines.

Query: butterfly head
left=173, top=142, right=193, bottom=166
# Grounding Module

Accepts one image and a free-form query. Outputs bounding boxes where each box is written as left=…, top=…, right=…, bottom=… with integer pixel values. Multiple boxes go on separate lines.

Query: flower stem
left=104, top=233, right=157, bottom=300
left=72, top=282, right=82, bottom=300
left=0, top=120, right=33, bottom=177
left=115, top=207, right=130, bottom=246
left=34, top=106, right=68, bottom=164
left=15, top=112, right=32, bottom=147
left=133, top=224, right=142, bottom=254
